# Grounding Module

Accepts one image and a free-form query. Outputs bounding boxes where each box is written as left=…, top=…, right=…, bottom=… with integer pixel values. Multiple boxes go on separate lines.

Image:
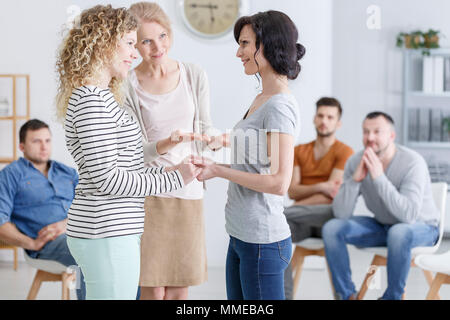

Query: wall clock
left=178, top=0, right=248, bottom=39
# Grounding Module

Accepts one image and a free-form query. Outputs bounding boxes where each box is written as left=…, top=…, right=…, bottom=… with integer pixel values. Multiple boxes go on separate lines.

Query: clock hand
left=209, top=2, right=215, bottom=24
left=189, top=3, right=218, bottom=24
left=189, top=4, right=218, bottom=9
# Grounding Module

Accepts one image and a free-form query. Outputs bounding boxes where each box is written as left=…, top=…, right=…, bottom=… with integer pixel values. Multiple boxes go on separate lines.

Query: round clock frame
left=177, top=0, right=249, bottom=39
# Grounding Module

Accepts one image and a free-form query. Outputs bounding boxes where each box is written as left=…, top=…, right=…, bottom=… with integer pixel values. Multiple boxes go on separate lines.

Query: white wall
left=0, top=0, right=333, bottom=265
left=332, top=0, right=450, bottom=150
left=2, top=0, right=448, bottom=266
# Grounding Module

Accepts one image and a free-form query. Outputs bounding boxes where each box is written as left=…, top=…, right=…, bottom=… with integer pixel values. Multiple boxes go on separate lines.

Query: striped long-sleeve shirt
left=64, top=85, right=184, bottom=239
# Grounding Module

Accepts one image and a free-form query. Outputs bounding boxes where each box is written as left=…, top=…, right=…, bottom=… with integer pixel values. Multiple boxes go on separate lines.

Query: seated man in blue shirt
left=0, top=119, right=85, bottom=300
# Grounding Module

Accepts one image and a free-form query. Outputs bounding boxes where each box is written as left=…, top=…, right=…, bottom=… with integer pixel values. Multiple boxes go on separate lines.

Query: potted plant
left=396, top=29, right=444, bottom=56
left=423, top=29, right=441, bottom=49
left=396, top=31, right=423, bottom=49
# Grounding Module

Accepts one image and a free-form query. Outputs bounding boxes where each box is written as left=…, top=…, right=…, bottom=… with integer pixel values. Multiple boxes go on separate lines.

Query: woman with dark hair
left=192, top=10, right=305, bottom=300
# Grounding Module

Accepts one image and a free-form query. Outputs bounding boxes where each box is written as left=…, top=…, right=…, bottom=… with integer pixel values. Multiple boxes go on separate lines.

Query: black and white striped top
left=64, top=86, right=184, bottom=239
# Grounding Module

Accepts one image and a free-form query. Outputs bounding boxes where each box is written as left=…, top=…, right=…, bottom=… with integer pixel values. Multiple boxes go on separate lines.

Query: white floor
left=1, top=240, right=449, bottom=300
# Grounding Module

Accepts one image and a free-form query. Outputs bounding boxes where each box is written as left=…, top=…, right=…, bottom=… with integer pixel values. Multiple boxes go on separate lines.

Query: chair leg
left=357, top=255, right=385, bottom=300
left=291, top=247, right=302, bottom=270
left=292, top=255, right=305, bottom=298
left=27, top=270, right=44, bottom=300
left=357, top=266, right=378, bottom=300
left=422, top=269, right=440, bottom=300
left=426, top=273, right=447, bottom=300
left=62, top=272, right=71, bottom=300
left=13, top=247, right=18, bottom=271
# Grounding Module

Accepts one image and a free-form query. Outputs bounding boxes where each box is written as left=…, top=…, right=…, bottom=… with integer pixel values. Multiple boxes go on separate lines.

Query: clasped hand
left=172, top=155, right=218, bottom=184
left=168, top=130, right=228, bottom=184
left=170, top=130, right=228, bottom=151
left=319, top=180, right=342, bottom=199
left=32, top=219, right=67, bottom=251
left=353, top=147, right=384, bottom=182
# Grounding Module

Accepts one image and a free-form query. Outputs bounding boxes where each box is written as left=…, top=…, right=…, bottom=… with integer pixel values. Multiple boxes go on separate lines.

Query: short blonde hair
left=129, top=2, right=172, bottom=38
left=55, top=5, right=137, bottom=121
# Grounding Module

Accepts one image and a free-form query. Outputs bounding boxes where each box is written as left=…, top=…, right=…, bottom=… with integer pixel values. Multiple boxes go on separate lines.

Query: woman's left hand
left=207, top=133, right=230, bottom=151
left=37, top=219, right=67, bottom=241
left=190, top=155, right=217, bottom=181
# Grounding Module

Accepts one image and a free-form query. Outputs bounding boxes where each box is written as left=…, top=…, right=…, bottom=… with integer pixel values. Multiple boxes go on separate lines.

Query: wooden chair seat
left=415, top=250, right=450, bottom=300
left=24, top=250, right=75, bottom=300
left=0, top=239, right=18, bottom=271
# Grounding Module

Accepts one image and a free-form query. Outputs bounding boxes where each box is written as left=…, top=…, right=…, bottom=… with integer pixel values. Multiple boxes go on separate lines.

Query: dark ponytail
left=296, top=43, right=306, bottom=61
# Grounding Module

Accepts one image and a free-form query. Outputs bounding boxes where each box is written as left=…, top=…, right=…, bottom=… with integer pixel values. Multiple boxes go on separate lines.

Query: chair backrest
left=431, top=182, right=448, bottom=249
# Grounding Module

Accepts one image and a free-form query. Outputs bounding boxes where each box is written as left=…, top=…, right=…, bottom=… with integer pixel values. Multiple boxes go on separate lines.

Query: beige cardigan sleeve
left=195, top=66, right=216, bottom=136
left=185, top=62, right=220, bottom=155
left=123, top=77, right=160, bottom=162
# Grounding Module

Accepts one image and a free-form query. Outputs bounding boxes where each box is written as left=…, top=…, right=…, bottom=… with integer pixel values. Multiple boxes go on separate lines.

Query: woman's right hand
left=157, top=130, right=211, bottom=155
left=170, top=130, right=211, bottom=144
left=207, top=133, right=230, bottom=151
left=170, top=161, right=202, bottom=185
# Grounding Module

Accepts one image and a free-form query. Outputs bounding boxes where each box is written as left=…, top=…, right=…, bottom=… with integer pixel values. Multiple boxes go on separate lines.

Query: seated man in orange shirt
left=284, top=97, right=354, bottom=299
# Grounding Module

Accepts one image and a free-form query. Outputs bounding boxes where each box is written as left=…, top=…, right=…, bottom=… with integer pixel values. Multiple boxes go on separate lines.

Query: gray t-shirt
left=225, top=93, right=300, bottom=244
left=333, top=145, right=440, bottom=226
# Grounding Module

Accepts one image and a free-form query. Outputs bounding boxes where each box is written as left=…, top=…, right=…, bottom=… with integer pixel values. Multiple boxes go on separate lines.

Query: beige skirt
left=139, top=196, right=207, bottom=287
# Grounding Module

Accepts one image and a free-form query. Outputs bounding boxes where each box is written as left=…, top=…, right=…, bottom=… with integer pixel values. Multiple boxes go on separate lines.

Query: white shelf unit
left=401, top=48, right=450, bottom=148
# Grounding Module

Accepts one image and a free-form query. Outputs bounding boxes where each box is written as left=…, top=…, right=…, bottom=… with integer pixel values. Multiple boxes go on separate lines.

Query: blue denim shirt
left=0, top=157, right=78, bottom=239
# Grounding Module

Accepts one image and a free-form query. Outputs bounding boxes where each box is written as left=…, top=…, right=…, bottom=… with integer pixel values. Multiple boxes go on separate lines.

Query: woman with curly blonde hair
left=55, top=4, right=200, bottom=299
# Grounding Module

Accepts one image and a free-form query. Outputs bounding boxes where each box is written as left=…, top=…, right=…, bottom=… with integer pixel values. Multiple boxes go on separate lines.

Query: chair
left=356, top=182, right=447, bottom=300
left=24, top=250, right=76, bottom=300
left=414, top=250, right=450, bottom=300
left=291, top=238, right=334, bottom=298
left=0, top=239, right=18, bottom=270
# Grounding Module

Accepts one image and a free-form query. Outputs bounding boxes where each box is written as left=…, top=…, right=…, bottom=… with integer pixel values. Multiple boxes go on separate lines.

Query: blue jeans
left=322, top=216, right=439, bottom=300
left=226, top=236, right=292, bottom=300
left=26, top=234, right=86, bottom=300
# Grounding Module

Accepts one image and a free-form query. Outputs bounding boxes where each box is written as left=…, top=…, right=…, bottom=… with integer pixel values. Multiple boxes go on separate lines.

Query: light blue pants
left=67, top=234, right=141, bottom=300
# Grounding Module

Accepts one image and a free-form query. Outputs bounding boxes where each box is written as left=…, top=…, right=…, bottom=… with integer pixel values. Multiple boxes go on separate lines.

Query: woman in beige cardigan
left=124, top=2, right=219, bottom=300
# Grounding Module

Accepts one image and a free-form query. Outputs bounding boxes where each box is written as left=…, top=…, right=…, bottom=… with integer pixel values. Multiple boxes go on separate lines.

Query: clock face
left=182, top=0, right=241, bottom=38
